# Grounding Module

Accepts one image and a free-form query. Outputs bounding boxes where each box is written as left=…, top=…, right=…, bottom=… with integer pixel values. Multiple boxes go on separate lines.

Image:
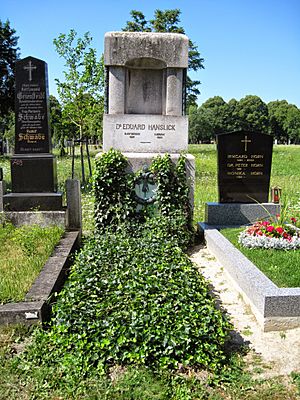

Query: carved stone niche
left=103, top=31, right=189, bottom=153
left=125, top=58, right=166, bottom=115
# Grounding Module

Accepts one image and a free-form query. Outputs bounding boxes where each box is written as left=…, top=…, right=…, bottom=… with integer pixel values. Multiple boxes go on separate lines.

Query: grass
left=0, top=223, right=64, bottom=303
left=221, top=227, right=300, bottom=288
left=188, top=144, right=300, bottom=223
left=0, top=348, right=299, bottom=399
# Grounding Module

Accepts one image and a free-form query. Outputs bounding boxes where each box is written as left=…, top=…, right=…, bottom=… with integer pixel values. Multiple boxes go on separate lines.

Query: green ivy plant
left=93, top=149, right=136, bottom=232
left=93, top=149, right=192, bottom=236
left=17, top=149, right=233, bottom=389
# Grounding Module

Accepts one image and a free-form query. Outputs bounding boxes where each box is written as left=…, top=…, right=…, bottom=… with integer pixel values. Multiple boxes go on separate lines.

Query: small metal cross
left=241, top=135, right=252, bottom=152
left=23, top=60, right=37, bottom=81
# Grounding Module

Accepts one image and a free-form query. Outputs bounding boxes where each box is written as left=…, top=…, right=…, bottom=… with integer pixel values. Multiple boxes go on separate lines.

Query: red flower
left=262, top=221, right=269, bottom=227
left=275, top=227, right=284, bottom=235
left=291, top=217, right=297, bottom=223
left=267, top=225, right=275, bottom=232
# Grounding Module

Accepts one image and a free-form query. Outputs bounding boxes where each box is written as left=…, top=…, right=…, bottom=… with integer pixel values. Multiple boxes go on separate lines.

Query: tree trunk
left=79, top=126, right=85, bottom=184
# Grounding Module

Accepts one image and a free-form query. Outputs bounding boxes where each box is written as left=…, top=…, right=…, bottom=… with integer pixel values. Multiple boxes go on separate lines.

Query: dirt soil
left=190, top=244, right=300, bottom=379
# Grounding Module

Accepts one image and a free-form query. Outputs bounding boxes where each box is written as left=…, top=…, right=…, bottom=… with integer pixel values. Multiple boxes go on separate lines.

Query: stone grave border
left=0, top=179, right=82, bottom=325
left=198, top=223, right=300, bottom=332
left=0, top=230, right=80, bottom=325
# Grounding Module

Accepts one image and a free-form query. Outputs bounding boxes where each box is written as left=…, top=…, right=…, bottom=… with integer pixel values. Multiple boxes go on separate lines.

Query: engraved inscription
left=225, top=153, right=265, bottom=180
left=15, top=57, right=50, bottom=154
left=114, top=122, right=176, bottom=144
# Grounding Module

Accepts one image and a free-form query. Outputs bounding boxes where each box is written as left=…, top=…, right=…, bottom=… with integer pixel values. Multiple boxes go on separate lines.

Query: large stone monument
left=3, top=56, right=63, bottom=211
left=103, top=31, right=194, bottom=202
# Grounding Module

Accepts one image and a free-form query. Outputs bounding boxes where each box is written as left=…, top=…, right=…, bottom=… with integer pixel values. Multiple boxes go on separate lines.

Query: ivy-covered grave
left=17, top=149, right=233, bottom=386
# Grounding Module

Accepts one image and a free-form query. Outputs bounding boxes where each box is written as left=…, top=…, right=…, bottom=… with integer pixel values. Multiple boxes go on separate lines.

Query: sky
left=2, top=0, right=300, bottom=107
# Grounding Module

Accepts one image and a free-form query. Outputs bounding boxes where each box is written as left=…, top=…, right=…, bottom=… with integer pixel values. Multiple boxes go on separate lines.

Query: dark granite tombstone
left=217, top=131, right=273, bottom=203
left=3, top=56, right=62, bottom=211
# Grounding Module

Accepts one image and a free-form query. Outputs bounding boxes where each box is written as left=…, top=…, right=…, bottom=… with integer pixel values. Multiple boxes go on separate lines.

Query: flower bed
left=238, top=216, right=300, bottom=250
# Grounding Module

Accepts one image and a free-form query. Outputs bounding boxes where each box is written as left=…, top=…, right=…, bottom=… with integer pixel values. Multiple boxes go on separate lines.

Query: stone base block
left=3, top=192, right=63, bottom=211
left=11, top=154, right=58, bottom=192
left=205, top=202, right=281, bottom=226
left=4, top=211, right=66, bottom=227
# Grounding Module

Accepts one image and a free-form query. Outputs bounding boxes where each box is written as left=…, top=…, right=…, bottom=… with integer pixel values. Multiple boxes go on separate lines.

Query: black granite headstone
left=15, top=57, right=51, bottom=154
left=217, top=131, right=273, bottom=203
left=3, top=56, right=62, bottom=211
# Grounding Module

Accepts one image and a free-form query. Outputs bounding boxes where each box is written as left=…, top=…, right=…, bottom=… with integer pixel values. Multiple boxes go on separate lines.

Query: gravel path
left=190, top=244, right=300, bottom=378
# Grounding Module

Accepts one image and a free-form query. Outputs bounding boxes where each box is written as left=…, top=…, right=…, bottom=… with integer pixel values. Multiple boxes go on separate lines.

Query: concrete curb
left=198, top=223, right=300, bottom=332
left=0, top=230, right=80, bottom=325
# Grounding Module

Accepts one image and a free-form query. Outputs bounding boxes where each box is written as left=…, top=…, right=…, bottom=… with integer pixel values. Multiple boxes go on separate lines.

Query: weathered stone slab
left=0, top=301, right=45, bottom=325
left=4, top=211, right=66, bottom=227
left=103, top=114, right=188, bottom=153
left=104, top=32, right=189, bottom=68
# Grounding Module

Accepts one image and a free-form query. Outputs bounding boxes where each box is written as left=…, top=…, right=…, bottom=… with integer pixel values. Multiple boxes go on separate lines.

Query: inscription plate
left=217, top=131, right=273, bottom=203
left=103, top=114, right=188, bottom=153
left=15, top=56, right=51, bottom=154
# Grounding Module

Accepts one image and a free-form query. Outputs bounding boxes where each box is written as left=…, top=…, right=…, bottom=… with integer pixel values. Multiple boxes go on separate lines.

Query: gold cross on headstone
left=241, top=135, right=251, bottom=152
left=23, top=60, right=37, bottom=81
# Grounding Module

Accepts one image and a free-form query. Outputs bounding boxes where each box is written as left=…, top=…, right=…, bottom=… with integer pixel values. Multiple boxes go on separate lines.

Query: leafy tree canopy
left=53, top=29, right=104, bottom=140
left=122, top=9, right=204, bottom=108
left=0, top=19, right=20, bottom=118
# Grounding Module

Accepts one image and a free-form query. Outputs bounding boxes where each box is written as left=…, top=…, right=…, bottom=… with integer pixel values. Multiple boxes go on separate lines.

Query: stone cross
left=241, top=135, right=252, bottom=152
left=23, top=60, right=37, bottom=81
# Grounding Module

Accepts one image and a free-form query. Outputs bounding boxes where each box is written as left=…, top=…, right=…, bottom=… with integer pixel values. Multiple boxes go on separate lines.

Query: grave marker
left=3, top=56, right=62, bottom=211
left=217, top=131, right=273, bottom=203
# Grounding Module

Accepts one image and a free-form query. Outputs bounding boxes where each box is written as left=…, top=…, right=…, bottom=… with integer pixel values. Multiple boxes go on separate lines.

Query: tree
left=268, top=100, right=286, bottom=142
left=53, top=29, right=104, bottom=180
left=284, top=105, right=300, bottom=144
left=49, top=95, right=66, bottom=155
left=235, top=95, right=269, bottom=134
left=188, top=105, right=214, bottom=143
left=200, top=96, right=228, bottom=136
left=0, top=19, right=19, bottom=119
left=122, top=9, right=204, bottom=108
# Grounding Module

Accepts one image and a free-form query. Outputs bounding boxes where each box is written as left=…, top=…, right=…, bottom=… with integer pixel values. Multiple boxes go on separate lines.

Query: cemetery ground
left=0, top=144, right=300, bottom=399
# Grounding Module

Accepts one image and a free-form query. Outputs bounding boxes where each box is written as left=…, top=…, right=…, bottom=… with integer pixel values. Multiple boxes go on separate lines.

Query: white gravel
left=190, top=244, right=300, bottom=378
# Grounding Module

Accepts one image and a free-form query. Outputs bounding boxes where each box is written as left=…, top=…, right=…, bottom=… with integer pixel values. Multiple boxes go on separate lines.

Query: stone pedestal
left=10, top=154, right=57, bottom=192
left=205, top=202, right=281, bottom=226
left=3, top=192, right=63, bottom=211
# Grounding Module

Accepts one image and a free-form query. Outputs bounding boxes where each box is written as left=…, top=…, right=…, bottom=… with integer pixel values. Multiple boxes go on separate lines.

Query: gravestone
left=204, top=131, right=279, bottom=226
left=102, top=32, right=195, bottom=204
left=217, top=131, right=273, bottom=203
left=3, top=56, right=62, bottom=211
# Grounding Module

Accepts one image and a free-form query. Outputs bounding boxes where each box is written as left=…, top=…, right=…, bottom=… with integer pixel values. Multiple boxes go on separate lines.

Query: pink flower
left=267, top=225, right=275, bottom=233
left=262, top=221, right=269, bottom=227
